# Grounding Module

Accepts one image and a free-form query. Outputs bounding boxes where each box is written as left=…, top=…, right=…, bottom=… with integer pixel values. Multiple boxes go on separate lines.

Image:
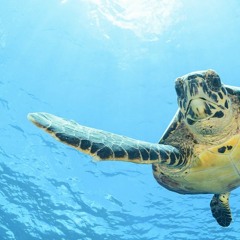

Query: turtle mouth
left=185, top=97, right=222, bottom=121
left=185, top=96, right=227, bottom=123
left=185, top=97, right=209, bottom=116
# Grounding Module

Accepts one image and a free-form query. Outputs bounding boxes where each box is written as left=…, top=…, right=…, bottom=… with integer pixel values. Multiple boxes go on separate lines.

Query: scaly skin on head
left=175, top=69, right=235, bottom=143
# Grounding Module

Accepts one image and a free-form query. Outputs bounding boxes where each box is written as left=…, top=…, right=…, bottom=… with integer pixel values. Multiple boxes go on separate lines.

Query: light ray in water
left=87, top=0, right=182, bottom=41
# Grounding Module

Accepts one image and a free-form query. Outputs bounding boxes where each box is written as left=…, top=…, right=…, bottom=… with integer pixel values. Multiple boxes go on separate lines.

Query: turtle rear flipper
left=28, top=112, right=185, bottom=167
left=210, top=193, right=232, bottom=227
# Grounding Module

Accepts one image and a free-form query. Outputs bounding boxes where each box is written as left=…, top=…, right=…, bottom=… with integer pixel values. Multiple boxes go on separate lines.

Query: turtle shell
left=152, top=85, right=240, bottom=194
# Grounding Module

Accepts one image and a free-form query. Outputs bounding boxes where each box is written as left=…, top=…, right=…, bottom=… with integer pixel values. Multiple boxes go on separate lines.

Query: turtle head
left=175, top=69, right=232, bottom=136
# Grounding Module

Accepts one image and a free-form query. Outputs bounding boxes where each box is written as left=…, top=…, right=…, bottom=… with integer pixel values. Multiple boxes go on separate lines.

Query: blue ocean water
left=1, top=0, right=240, bottom=239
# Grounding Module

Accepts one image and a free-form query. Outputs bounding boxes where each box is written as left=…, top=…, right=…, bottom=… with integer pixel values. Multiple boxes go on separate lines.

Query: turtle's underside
left=28, top=69, right=240, bottom=227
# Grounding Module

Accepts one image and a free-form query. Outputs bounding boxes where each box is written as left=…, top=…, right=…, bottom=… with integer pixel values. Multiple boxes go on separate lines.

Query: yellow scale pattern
left=185, top=135, right=240, bottom=194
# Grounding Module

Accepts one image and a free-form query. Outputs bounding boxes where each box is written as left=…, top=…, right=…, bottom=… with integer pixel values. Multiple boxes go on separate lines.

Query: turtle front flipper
left=210, top=192, right=232, bottom=227
left=28, top=112, right=186, bottom=167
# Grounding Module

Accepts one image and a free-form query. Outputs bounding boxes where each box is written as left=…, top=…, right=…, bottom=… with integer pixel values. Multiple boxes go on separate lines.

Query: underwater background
left=1, top=0, right=240, bottom=239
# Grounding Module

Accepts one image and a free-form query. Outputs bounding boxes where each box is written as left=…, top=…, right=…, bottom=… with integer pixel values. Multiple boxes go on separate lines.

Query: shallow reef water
left=1, top=0, right=240, bottom=239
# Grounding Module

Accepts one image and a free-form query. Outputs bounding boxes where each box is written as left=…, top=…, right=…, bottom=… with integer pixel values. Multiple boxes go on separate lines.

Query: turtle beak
left=186, top=98, right=213, bottom=120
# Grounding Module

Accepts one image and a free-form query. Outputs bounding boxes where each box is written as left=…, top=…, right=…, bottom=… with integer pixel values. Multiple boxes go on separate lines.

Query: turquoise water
left=1, top=0, right=240, bottom=239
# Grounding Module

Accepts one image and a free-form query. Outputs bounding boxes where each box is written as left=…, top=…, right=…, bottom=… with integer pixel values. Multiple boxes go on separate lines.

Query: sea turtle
left=28, top=69, right=240, bottom=227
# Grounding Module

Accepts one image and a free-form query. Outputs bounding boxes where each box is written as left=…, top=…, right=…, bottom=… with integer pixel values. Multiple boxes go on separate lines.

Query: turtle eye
left=206, top=72, right=222, bottom=91
left=175, top=78, right=184, bottom=98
